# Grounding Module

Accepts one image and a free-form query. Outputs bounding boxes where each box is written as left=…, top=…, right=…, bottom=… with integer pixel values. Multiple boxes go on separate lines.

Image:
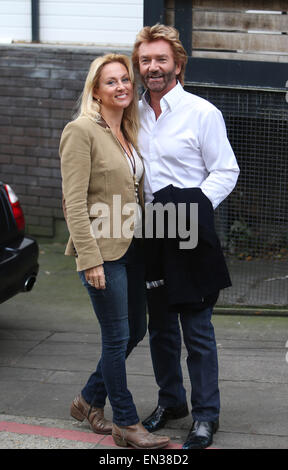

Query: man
left=132, top=24, right=240, bottom=449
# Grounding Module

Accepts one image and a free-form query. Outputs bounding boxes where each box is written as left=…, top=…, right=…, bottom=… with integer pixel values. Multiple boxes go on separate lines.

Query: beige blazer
left=59, top=115, right=144, bottom=271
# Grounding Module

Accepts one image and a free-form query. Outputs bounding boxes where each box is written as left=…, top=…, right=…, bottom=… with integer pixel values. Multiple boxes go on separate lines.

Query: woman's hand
left=85, top=265, right=106, bottom=289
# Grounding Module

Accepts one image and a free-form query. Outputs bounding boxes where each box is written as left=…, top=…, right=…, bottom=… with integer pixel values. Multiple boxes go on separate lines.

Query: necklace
left=124, top=145, right=138, bottom=191
left=99, top=116, right=139, bottom=197
left=118, top=137, right=139, bottom=197
left=118, top=137, right=135, bottom=174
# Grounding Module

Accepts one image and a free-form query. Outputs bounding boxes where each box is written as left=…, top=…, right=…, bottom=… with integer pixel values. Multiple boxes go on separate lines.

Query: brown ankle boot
left=112, top=422, right=170, bottom=449
left=70, top=394, right=112, bottom=435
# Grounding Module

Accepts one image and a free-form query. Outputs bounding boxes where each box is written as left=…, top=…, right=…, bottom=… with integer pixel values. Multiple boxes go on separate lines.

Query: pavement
left=0, top=241, right=287, bottom=451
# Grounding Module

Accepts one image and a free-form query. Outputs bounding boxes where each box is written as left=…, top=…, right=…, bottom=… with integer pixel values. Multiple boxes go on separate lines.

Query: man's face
left=138, top=39, right=181, bottom=96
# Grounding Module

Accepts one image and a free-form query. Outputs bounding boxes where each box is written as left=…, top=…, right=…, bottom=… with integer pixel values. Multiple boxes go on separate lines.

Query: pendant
left=133, top=177, right=139, bottom=201
left=133, top=175, right=139, bottom=189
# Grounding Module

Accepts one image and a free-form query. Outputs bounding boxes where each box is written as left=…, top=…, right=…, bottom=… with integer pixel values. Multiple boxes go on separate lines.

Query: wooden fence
left=166, top=0, right=288, bottom=62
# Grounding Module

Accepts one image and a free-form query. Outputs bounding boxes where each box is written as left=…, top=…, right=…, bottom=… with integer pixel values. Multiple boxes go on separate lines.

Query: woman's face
left=93, top=61, right=133, bottom=112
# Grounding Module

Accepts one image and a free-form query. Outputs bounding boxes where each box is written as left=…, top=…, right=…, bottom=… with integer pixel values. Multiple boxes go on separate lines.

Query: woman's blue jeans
left=78, top=238, right=147, bottom=426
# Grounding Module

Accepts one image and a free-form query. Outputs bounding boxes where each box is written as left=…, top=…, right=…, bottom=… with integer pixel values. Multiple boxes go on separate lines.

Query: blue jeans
left=147, top=286, right=220, bottom=421
left=79, top=238, right=147, bottom=426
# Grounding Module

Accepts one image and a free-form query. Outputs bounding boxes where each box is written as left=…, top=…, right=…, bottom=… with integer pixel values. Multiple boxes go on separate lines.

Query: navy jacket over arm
left=144, top=185, right=231, bottom=312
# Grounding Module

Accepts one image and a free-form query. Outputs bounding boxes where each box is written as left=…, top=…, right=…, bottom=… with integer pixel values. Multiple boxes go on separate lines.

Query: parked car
left=0, top=182, right=39, bottom=304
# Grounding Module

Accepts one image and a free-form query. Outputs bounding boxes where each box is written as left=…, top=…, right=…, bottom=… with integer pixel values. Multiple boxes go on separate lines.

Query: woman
left=59, top=54, right=170, bottom=449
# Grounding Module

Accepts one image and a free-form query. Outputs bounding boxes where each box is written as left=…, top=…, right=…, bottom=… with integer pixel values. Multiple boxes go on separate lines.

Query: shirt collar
left=142, top=81, right=184, bottom=111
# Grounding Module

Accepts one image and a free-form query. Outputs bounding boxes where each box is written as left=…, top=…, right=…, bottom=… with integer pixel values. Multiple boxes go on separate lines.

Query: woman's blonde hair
left=75, top=53, right=139, bottom=148
left=132, top=24, right=188, bottom=86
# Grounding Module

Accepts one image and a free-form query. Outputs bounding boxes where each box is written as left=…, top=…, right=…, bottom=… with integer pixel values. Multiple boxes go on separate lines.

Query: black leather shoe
left=182, top=420, right=219, bottom=449
left=142, top=404, right=189, bottom=432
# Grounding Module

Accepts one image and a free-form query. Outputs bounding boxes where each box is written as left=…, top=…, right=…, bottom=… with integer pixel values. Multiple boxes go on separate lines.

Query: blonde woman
left=59, top=54, right=169, bottom=449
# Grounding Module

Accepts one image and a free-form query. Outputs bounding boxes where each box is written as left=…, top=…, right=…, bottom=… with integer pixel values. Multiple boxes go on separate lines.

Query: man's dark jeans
left=147, top=286, right=220, bottom=421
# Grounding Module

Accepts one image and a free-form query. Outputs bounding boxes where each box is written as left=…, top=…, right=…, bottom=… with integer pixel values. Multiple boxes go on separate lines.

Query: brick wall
left=0, top=44, right=129, bottom=237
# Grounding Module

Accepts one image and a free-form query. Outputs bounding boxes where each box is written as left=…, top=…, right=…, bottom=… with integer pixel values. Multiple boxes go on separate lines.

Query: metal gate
left=185, top=85, right=288, bottom=309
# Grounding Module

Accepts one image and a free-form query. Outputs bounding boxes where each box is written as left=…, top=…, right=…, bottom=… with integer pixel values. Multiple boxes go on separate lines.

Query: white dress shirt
left=138, top=82, right=240, bottom=209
